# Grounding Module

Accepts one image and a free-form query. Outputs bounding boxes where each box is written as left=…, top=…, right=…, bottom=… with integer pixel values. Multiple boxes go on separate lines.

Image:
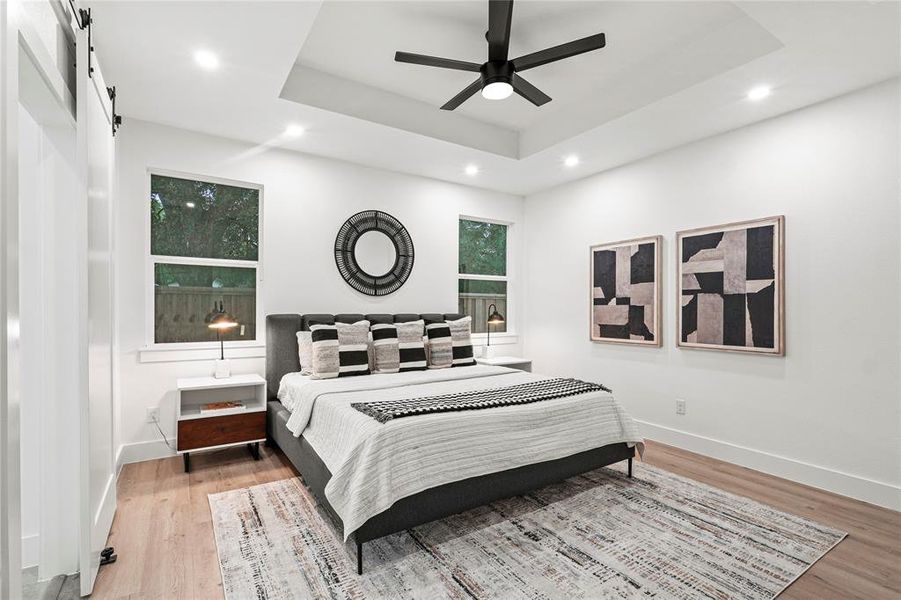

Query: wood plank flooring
left=91, top=440, right=901, bottom=599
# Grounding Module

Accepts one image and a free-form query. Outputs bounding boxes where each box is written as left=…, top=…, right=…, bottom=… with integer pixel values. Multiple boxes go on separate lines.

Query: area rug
left=208, top=462, right=846, bottom=599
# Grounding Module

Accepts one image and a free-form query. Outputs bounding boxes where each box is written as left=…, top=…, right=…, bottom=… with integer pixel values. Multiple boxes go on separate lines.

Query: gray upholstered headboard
left=265, top=312, right=464, bottom=400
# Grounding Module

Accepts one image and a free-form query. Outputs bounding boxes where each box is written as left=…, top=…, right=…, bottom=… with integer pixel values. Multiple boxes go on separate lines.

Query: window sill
left=139, top=343, right=266, bottom=364
left=471, top=333, right=519, bottom=346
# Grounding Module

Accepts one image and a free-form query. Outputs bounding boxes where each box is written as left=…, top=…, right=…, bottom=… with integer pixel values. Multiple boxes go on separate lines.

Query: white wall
left=115, top=120, right=524, bottom=462
left=523, top=79, right=901, bottom=510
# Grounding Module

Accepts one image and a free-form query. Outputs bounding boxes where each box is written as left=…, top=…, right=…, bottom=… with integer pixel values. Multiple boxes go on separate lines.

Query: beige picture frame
left=589, top=235, right=662, bottom=346
left=676, top=215, right=784, bottom=355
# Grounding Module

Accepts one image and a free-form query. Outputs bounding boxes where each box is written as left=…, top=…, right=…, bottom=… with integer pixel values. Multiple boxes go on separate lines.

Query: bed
left=265, top=312, right=643, bottom=574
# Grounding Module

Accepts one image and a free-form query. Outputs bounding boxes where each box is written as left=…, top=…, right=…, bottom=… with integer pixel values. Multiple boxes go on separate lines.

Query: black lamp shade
left=206, top=300, right=238, bottom=330
left=206, top=301, right=238, bottom=361
left=487, top=304, right=505, bottom=324
left=207, top=312, right=238, bottom=330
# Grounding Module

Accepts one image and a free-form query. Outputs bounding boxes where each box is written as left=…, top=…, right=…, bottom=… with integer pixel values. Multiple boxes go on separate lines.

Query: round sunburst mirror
left=334, top=210, right=414, bottom=296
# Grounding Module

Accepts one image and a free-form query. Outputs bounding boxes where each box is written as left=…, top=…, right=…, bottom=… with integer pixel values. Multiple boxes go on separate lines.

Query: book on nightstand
left=200, top=401, right=246, bottom=414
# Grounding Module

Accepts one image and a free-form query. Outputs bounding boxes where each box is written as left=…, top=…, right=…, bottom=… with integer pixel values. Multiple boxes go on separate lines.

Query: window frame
left=457, top=214, right=515, bottom=340
left=144, top=168, right=264, bottom=352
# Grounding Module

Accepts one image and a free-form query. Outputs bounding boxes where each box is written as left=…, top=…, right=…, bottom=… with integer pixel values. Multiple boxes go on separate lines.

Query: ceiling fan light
left=481, top=81, right=513, bottom=100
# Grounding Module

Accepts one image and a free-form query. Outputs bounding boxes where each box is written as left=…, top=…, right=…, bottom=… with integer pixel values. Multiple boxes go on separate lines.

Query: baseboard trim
left=637, top=420, right=901, bottom=512
left=22, top=534, right=39, bottom=569
left=116, top=438, right=176, bottom=470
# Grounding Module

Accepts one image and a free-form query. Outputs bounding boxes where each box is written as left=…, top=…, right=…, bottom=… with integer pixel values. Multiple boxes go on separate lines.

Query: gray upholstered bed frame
left=265, top=313, right=634, bottom=574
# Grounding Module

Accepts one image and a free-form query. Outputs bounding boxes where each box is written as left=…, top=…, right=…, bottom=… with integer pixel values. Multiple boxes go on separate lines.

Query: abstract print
left=591, top=236, right=660, bottom=345
left=678, top=216, right=784, bottom=354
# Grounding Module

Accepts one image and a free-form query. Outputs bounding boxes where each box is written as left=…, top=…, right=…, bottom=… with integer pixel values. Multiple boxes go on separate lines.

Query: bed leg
left=627, top=456, right=633, bottom=478
left=356, top=541, right=363, bottom=575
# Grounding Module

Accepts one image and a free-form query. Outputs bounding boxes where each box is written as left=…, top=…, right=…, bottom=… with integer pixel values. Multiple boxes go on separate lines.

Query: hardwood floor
left=91, top=440, right=901, bottom=599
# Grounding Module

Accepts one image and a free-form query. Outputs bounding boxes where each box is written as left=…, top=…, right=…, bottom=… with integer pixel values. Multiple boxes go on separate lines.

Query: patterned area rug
left=209, top=462, right=846, bottom=599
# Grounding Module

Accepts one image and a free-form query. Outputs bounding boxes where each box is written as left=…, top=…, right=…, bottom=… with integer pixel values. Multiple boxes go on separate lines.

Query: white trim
left=117, top=438, right=176, bottom=467
left=139, top=343, right=265, bottom=363
left=143, top=338, right=263, bottom=352
left=637, top=419, right=901, bottom=511
left=17, top=5, right=76, bottom=120
left=21, top=534, right=38, bottom=569
left=458, top=273, right=507, bottom=281
left=458, top=214, right=511, bottom=227
left=147, top=167, right=264, bottom=191
left=150, top=255, right=258, bottom=269
left=0, top=2, right=22, bottom=594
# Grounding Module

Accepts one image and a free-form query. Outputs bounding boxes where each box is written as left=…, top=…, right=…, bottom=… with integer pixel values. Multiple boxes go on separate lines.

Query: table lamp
left=206, top=300, right=238, bottom=378
left=484, top=303, right=505, bottom=359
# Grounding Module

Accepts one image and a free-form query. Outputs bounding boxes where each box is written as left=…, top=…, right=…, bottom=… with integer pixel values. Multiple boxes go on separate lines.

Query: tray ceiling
left=87, top=0, right=901, bottom=195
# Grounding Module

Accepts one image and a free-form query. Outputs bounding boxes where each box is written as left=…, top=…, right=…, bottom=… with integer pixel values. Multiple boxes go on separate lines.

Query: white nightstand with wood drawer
left=176, top=374, right=267, bottom=472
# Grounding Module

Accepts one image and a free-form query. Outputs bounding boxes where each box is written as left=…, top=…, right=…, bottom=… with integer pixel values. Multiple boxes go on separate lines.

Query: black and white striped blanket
left=351, top=378, right=612, bottom=423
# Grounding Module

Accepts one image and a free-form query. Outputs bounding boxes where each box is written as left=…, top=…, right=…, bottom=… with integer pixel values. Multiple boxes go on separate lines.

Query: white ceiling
left=289, top=0, right=782, bottom=156
left=88, top=0, right=900, bottom=196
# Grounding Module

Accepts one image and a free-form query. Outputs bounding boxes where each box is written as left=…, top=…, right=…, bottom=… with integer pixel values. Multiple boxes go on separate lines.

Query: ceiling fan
left=394, top=0, right=606, bottom=110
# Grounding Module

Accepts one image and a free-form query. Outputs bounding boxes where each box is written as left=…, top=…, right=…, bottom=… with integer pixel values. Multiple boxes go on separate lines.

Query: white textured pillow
left=296, top=331, right=313, bottom=375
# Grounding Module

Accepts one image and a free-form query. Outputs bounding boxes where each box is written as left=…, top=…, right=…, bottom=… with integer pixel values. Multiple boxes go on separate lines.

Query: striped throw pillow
left=395, top=320, right=427, bottom=372
left=370, top=323, right=400, bottom=374
left=309, top=320, right=371, bottom=379
left=446, top=316, right=476, bottom=367
left=426, top=322, right=453, bottom=369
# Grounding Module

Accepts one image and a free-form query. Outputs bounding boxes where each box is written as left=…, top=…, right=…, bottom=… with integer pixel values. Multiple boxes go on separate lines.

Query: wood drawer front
left=177, top=412, right=265, bottom=451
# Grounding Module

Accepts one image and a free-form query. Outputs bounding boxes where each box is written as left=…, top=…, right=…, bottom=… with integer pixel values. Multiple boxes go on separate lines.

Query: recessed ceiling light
left=482, top=81, right=513, bottom=100
left=185, top=202, right=196, bottom=208
left=747, top=85, right=771, bottom=101
left=194, top=49, right=219, bottom=71
left=284, top=124, right=305, bottom=137
left=564, top=155, right=580, bottom=168
left=464, top=164, right=479, bottom=176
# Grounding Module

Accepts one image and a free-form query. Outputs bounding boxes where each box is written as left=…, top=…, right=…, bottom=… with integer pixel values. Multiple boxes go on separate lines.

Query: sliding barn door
left=76, top=19, right=116, bottom=597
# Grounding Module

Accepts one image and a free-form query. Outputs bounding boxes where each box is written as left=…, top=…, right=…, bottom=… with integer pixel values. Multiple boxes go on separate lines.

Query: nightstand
left=476, top=356, right=532, bottom=372
left=176, top=374, right=267, bottom=472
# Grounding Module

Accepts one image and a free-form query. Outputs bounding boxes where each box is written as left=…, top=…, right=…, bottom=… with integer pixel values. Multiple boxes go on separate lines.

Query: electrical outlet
left=146, top=407, right=160, bottom=423
left=675, top=399, right=686, bottom=416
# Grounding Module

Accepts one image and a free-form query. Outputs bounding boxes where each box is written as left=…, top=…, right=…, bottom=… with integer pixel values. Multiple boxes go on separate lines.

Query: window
left=458, top=218, right=508, bottom=334
left=150, top=173, right=260, bottom=344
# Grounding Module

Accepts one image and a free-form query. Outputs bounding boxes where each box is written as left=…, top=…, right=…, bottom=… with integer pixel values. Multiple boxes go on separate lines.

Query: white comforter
left=278, top=365, right=643, bottom=540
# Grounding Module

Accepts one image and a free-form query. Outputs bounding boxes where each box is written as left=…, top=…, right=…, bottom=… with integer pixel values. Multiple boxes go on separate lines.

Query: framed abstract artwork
left=676, top=216, right=784, bottom=355
left=590, top=236, right=661, bottom=346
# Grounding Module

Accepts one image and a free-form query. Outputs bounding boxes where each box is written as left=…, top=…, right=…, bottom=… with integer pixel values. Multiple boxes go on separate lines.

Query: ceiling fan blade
left=510, top=33, right=606, bottom=72
left=440, top=78, right=483, bottom=111
left=512, top=74, right=551, bottom=106
left=394, top=51, right=482, bottom=72
left=487, top=0, right=514, bottom=62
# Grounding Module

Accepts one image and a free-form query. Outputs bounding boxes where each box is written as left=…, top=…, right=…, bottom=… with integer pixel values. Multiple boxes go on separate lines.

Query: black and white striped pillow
left=370, top=323, right=400, bottom=373
left=426, top=322, right=453, bottom=369
left=395, top=320, right=427, bottom=372
left=309, top=321, right=371, bottom=379
left=446, top=316, right=476, bottom=367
